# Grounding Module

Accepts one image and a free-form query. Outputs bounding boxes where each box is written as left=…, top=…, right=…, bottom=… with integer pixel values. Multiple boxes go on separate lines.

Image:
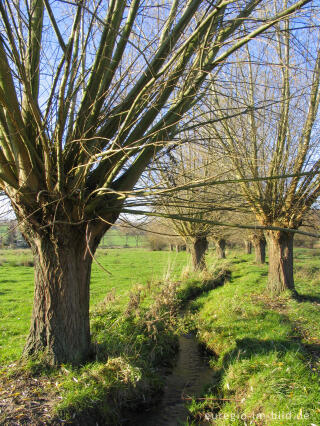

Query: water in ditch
left=125, top=333, right=215, bottom=425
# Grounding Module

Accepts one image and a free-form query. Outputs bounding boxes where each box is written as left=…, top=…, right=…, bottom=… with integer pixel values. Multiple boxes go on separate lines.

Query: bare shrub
left=147, top=235, right=167, bottom=251
left=125, top=285, right=144, bottom=317
left=144, top=281, right=180, bottom=338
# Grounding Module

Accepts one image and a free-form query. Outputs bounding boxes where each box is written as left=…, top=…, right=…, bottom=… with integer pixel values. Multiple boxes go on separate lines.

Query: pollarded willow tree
left=204, top=18, right=320, bottom=294
left=251, top=230, right=267, bottom=264
left=0, top=0, right=312, bottom=363
left=232, top=212, right=266, bottom=262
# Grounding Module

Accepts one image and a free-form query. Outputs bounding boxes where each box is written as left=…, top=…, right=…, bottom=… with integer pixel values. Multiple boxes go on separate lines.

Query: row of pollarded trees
left=149, top=144, right=269, bottom=270
left=200, top=20, right=320, bottom=295
left=149, top=128, right=318, bottom=291
left=149, top=15, right=320, bottom=288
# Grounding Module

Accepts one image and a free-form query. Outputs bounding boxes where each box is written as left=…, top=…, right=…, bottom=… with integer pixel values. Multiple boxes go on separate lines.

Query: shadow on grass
left=202, top=303, right=319, bottom=397
left=294, top=293, right=320, bottom=304
left=178, top=270, right=231, bottom=308
left=204, top=335, right=319, bottom=400
left=221, top=337, right=302, bottom=368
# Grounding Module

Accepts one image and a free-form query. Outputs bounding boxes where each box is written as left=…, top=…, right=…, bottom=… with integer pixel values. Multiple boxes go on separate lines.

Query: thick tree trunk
left=244, top=239, right=252, bottom=254
left=215, top=238, right=226, bottom=259
left=22, top=224, right=103, bottom=365
left=252, top=234, right=266, bottom=264
left=266, top=230, right=295, bottom=295
left=190, top=237, right=208, bottom=271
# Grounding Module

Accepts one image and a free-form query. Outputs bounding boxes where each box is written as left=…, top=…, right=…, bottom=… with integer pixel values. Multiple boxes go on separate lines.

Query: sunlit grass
left=1, top=246, right=319, bottom=424
left=190, top=249, right=320, bottom=425
left=0, top=248, right=188, bottom=364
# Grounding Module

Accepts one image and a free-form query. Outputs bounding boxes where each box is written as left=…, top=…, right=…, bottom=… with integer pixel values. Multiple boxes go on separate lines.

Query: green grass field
left=0, top=247, right=319, bottom=424
left=0, top=248, right=188, bottom=364
left=99, top=228, right=148, bottom=248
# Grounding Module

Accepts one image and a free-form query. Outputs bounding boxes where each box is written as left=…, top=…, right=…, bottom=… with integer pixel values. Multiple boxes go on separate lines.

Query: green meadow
left=0, top=248, right=187, bottom=364
left=0, top=247, right=319, bottom=424
left=99, top=228, right=148, bottom=248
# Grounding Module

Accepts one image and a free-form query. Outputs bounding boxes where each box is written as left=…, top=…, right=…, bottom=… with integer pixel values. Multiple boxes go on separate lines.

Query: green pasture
left=0, top=247, right=319, bottom=424
left=99, top=228, right=148, bottom=248
left=0, top=248, right=188, bottom=364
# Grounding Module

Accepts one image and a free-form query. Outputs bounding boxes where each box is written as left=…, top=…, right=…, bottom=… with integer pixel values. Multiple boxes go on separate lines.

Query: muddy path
left=124, top=333, right=214, bottom=425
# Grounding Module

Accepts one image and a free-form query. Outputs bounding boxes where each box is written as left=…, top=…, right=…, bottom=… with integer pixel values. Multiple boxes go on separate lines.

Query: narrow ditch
left=126, top=333, right=215, bottom=425
left=123, top=270, right=230, bottom=425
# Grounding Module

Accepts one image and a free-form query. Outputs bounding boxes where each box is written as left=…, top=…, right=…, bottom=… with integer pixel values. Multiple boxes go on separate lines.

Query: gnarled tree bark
left=190, top=236, right=208, bottom=271
left=244, top=239, right=252, bottom=254
left=215, top=238, right=226, bottom=259
left=21, top=221, right=107, bottom=365
left=266, top=230, right=295, bottom=295
left=252, top=233, right=266, bottom=264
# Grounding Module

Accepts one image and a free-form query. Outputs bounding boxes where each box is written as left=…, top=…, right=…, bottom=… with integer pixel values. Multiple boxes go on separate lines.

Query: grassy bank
left=52, top=277, right=181, bottom=424
left=54, top=266, right=229, bottom=423
left=0, top=249, right=227, bottom=424
left=1, top=276, right=180, bottom=424
left=188, top=250, right=320, bottom=425
left=0, top=248, right=187, bottom=424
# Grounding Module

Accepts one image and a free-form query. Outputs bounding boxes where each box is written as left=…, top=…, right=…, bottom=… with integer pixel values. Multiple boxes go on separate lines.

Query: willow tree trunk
left=190, top=237, right=208, bottom=271
left=215, top=238, right=226, bottom=259
left=21, top=223, right=104, bottom=365
left=266, top=230, right=295, bottom=295
left=244, top=240, right=252, bottom=254
left=252, top=234, right=266, bottom=264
